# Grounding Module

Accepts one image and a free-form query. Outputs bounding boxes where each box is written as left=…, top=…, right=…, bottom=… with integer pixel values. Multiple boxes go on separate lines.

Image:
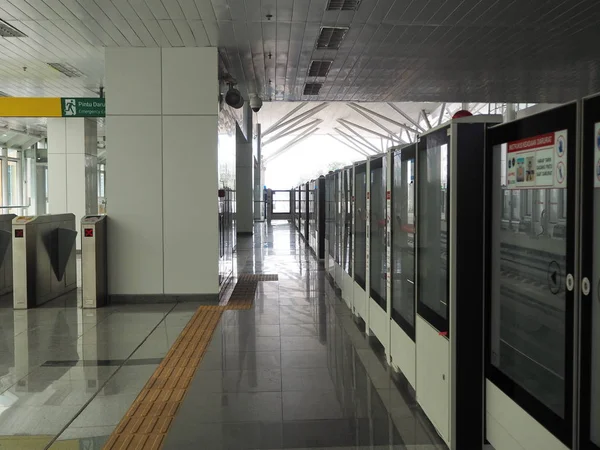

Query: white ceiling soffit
left=0, top=1, right=598, bottom=102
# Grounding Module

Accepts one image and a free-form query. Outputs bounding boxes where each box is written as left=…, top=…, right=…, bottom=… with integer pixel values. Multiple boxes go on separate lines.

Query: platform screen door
left=581, top=95, right=600, bottom=450
left=487, top=104, right=577, bottom=446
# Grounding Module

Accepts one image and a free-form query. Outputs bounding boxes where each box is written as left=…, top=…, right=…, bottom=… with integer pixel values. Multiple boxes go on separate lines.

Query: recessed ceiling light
left=2, top=134, right=7, bottom=137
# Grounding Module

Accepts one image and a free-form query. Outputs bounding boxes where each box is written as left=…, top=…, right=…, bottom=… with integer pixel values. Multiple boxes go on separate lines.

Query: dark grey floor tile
left=281, top=335, right=327, bottom=352
left=282, top=367, right=338, bottom=391
left=225, top=336, right=281, bottom=352
left=283, top=390, right=360, bottom=421
left=192, top=368, right=282, bottom=393
left=163, top=421, right=283, bottom=449
left=281, top=350, right=329, bottom=369
left=222, top=324, right=281, bottom=337
left=199, top=351, right=282, bottom=371
left=180, top=392, right=283, bottom=423
left=279, top=323, right=321, bottom=337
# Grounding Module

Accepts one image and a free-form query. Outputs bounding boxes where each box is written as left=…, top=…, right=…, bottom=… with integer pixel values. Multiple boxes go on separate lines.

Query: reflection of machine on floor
left=12, top=214, right=78, bottom=309
left=0, top=214, right=16, bottom=298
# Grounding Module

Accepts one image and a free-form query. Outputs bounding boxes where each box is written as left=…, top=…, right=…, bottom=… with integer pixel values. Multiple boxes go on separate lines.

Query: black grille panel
left=316, top=27, right=348, bottom=50
left=303, top=83, right=323, bottom=95
left=327, top=0, right=361, bottom=11
left=308, top=60, right=332, bottom=77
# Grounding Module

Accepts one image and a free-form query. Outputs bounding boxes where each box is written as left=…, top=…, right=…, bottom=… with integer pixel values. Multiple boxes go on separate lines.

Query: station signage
left=61, top=98, right=105, bottom=117
left=506, top=130, right=567, bottom=189
left=0, top=97, right=105, bottom=117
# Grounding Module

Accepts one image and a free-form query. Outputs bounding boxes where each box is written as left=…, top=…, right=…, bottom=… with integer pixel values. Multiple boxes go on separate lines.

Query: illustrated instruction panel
left=506, top=130, right=567, bottom=189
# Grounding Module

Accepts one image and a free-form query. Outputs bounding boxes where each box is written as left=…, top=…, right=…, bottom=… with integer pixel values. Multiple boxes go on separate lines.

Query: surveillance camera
left=249, top=95, right=263, bottom=113
left=225, top=85, right=244, bottom=109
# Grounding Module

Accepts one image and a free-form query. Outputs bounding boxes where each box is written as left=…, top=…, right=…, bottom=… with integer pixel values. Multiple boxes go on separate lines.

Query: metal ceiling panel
left=173, top=20, right=197, bottom=47
left=176, top=0, right=202, bottom=20
left=0, top=0, right=598, bottom=102
left=144, top=20, right=172, bottom=47
left=276, top=0, right=294, bottom=22
left=162, top=0, right=187, bottom=19
left=111, top=0, right=150, bottom=20
left=292, top=0, right=311, bottom=22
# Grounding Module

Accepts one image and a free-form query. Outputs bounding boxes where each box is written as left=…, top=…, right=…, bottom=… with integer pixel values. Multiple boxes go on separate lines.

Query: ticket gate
left=12, top=214, right=78, bottom=309
left=81, top=215, right=107, bottom=308
left=0, top=214, right=16, bottom=295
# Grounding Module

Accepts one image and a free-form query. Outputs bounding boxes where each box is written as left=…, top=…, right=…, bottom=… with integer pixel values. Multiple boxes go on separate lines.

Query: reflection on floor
left=162, top=222, right=447, bottom=450
left=0, top=222, right=448, bottom=449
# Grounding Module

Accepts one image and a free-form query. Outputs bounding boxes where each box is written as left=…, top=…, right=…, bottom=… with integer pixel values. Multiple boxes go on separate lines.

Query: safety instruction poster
left=506, top=130, right=567, bottom=189
left=595, top=123, right=600, bottom=188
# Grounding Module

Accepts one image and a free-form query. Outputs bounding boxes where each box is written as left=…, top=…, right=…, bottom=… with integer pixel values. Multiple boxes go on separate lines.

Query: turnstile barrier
left=13, top=214, right=78, bottom=309
left=81, top=215, right=107, bottom=308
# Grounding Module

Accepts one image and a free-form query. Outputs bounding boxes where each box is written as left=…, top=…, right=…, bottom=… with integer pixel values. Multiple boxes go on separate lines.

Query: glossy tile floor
left=0, top=222, right=448, bottom=449
left=163, top=222, right=448, bottom=450
left=0, top=286, right=202, bottom=448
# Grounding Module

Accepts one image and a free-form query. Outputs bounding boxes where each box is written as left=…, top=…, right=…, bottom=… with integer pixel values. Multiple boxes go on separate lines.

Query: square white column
left=47, top=117, right=98, bottom=249
left=106, top=47, right=219, bottom=298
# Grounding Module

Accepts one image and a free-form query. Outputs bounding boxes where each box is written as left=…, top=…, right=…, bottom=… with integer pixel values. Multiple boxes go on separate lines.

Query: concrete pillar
left=236, top=124, right=253, bottom=234
left=47, top=118, right=98, bottom=249
left=504, top=103, right=516, bottom=122
left=105, top=47, right=218, bottom=300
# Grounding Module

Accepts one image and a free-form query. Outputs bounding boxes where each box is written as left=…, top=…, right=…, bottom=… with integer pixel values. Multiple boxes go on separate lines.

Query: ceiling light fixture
left=0, top=19, right=27, bottom=38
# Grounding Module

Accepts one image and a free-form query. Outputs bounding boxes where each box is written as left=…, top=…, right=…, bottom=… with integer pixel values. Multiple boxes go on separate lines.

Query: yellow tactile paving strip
left=103, top=276, right=266, bottom=450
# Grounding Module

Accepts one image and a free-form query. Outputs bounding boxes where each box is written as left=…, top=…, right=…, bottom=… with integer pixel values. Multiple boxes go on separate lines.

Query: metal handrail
left=0, top=202, right=31, bottom=209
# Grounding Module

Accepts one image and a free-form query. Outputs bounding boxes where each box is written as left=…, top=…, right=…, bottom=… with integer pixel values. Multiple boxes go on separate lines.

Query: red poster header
left=508, top=132, right=554, bottom=153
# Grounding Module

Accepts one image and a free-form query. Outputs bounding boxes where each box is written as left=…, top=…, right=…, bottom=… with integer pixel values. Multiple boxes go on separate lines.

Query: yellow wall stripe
left=0, top=97, right=62, bottom=117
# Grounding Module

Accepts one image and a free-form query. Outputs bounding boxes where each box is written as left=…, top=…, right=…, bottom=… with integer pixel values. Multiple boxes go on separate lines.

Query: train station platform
left=0, top=222, right=446, bottom=449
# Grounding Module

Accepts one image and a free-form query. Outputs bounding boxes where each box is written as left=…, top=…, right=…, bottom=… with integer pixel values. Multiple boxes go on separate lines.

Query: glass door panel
left=369, top=156, right=386, bottom=308
left=582, top=95, right=600, bottom=450
left=343, top=169, right=353, bottom=275
left=354, top=163, right=367, bottom=289
left=416, top=128, right=450, bottom=332
left=486, top=104, right=576, bottom=445
left=392, top=144, right=416, bottom=338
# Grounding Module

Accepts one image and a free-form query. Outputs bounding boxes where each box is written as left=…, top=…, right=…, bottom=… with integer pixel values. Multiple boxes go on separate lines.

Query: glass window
left=354, top=164, right=367, bottom=289
left=392, top=147, right=416, bottom=334
left=327, top=175, right=335, bottom=258
left=490, top=135, right=568, bottom=418
left=7, top=160, right=20, bottom=207
left=272, top=190, right=290, bottom=214
left=343, top=169, right=353, bottom=275
left=591, top=123, right=600, bottom=446
left=369, top=157, right=386, bottom=306
left=417, top=132, right=449, bottom=326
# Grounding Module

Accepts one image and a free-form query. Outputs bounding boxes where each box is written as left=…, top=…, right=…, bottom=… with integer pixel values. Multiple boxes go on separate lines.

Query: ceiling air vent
left=327, top=0, right=361, bottom=11
left=0, top=20, right=27, bottom=38
left=303, top=83, right=322, bottom=96
left=308, top=60, right=332, bottom=77
left=47, top=62, right=84, bottom=78
left=316, top=27, right=348, bottom=50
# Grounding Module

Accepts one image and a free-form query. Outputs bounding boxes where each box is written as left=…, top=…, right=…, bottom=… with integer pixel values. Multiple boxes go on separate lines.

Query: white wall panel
left=369, top=298, right=387, bottom=348
left=162, top=115, right=218, bottom=294
left=47, top=118, right=66, bottom=155
left=390, top=320, right=416, bottom=389
left=162, top=47, right=218, bottom=116
left=106, top=115, right=163, bottom=295
left=105, top=48, right=162, bottom=116
left=353, top=282, right=366, bottom=320
left=416, top=316, right=449, bottom=445
left=486, top=381, right=569, bottom=450
left=47, top=153, right=67, bottom=213
left=66, top=153, right=86, bottom=224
